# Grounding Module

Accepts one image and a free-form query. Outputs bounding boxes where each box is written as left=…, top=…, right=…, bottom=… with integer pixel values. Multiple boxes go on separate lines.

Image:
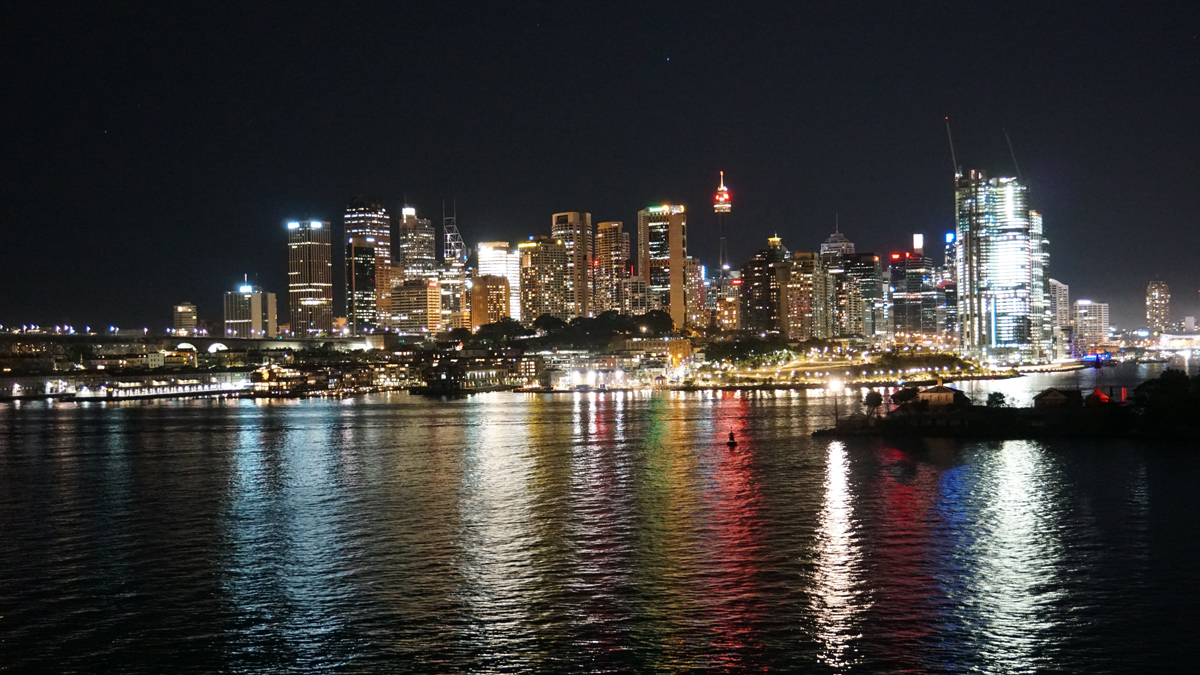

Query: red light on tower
left=714, top=170, right=732, bottom=213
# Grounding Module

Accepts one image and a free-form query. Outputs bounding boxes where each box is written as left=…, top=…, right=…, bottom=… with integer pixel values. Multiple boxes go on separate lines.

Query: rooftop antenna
left=835, top=213, right=840, bottom=233
left=945, top=117, right=960, bottom=179
left=1004, top=128, right=1025, bottom=185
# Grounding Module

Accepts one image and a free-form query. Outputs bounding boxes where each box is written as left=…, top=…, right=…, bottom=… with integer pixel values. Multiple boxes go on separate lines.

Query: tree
left=891, top=387, right=919, bottom=405
left=635, top=310, right=674, bottom=335
left=533, top=314, right=568, bottom=334
left=864, top=391, right=884, bottom=416
left=986, top=392, right=1008, bottom=408
left=475, top=318, right=532, bottom=343
left=445, top=327, right=473, bottom=343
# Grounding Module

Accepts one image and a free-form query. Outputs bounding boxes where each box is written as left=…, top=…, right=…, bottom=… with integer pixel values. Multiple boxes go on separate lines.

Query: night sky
left=2, top=2, right=1197, bottom=329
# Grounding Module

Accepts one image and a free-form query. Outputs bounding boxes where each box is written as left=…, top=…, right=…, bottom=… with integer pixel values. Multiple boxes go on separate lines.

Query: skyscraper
left=224, top=282, right=278, bottom=338
left=173, top=302, right=197, bottom=336
left=469, top=275, right=510, bottom=329
left=1073, top=299, right=1108, bottom=352
left=1049, top=278, right=1071, bottom=359
left=394, top=207, right=437, bottom=282
left=344, top=197, right=391, bottom=315
left=346, top=236, right=380, bottom=335
left=685, top=257, right=707, bottom=328
left=287, top=219, right=333, bottom=336
left=890, top=236, right=939, bottom=342
left=740, top=236, right=789, bottom=333
left=392, top=279, right=442, bottom=333
left=1147, top=279, right=1170, bottom=334
left=594, top=221, right=630, bottom=314
left=954, top=170, right=1049, bottom=360
left=477, top=242, right=521, bottom=322
left=551, top=212, right=593, bottom=318
left=518, top=236, right=570, bottom=324
left=440, top=207, right=469, bottom=329
left=637, top=204, right=687, bottom=329
left=781, top=253, right=817, bottom=340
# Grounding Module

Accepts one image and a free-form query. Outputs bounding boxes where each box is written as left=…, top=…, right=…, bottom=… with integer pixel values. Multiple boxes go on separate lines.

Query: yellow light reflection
left=812, top=440, right=866, bottom=669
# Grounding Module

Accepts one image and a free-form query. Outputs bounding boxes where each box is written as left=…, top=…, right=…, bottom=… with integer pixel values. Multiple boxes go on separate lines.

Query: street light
left=828, top=378, right=842, bottom=426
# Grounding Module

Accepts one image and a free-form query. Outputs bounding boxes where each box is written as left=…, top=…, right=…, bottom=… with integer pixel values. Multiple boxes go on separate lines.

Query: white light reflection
left=968, top=441, right=1064, bottom=669
left=812, top=440, right=867, bottom=669
left=456, top=400, right=538, bottom=661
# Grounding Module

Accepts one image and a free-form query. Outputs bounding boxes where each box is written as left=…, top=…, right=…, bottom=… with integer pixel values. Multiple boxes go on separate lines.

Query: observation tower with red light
left=714, top=171, right=732, bottom=272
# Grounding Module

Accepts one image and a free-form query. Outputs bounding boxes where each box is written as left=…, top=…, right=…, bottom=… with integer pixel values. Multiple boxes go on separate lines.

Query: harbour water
left=1, top=363, right=1197, bottom=672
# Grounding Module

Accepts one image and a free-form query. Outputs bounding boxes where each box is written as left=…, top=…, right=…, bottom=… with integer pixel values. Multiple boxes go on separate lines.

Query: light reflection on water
left=0, top=367, right=1197, bottom=672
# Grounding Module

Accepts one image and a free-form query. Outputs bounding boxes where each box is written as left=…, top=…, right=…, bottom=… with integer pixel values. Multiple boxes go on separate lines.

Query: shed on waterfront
left=1033, top=388, right=1083, bottom=409
left=918, top=384, right=971, bottom=409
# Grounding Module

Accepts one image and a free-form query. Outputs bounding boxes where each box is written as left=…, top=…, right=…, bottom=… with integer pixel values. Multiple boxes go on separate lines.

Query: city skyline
left=2, top=4, right=1197, bottom=328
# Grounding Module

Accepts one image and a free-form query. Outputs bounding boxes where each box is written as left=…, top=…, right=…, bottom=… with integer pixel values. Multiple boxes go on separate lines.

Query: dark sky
left=2, top=2, right=1197, bottom=329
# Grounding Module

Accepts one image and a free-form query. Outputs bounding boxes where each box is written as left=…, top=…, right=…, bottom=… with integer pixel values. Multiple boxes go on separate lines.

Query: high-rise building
left=551, top=212, right=593, bottom=318
left=392, top=279, right=442, bottom=333
left=1048, top=278, right=1071, bottom=359
left=637, top=204, right=688, bottom=329
left=470, top=275, right=511, bottom=329
left=173, top=302, right=197, bottom=336
left=440, top=208, right=469, bottom=330
left=287, top=219, right=333, bottom=336
left=477, top=242, right=522, bottom=322
left=346, top=236, right=380, bottom=335
left=820, top=229, right=855, bottom=256
left=594, top=221, right=630, bottom=314
left=1147, top=279, right=1170, bottom=334
left=518, top=236, right=570, bottom=325
left=394, top=207, right=437, bottom=282
left=344, top=197, right=392, bottom=315
left=1073, top=299, right=1108, bottom=352
left=685, top=257, right=708, bottom=328
left=781, top=253, right=817, bottom=340
left=845, top=252, right=885, bottom=343
left=740, top=236, right=789, bottom=333
left=621, top=278, right=650, bottom=316
left=954, top=171, right=1050, bottom=360
left=224, top=283, right=277, bottom=338
left=889, top=238, right=939, bottom=342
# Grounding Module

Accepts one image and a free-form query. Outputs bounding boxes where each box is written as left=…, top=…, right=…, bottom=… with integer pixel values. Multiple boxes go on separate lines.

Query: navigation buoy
left=726, top=430, right=738, bottom=448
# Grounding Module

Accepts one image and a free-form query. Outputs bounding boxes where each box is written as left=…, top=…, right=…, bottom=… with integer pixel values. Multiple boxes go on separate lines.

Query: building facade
left=392, top=279, right=442, bottom=333
left=551, top=212, right=593, bottom=318
left=287, top=219, right=333, bottom=336
left=637, top=205, right=688, bottom=329
left=470, top=275, right=511, bottom=329
left=954, top=171, right=1050, bottom=361
left=1073, top=299, right=1109, bottom=352
left=173, top=303, right=197, bottom=336
left=518, top=236, right=570, bottom=324
left=594, top=221, right=630, bottom=314
left=346, top=236, right=380, bottom=335
left=1049, top=278, right=1071, bottom=359
left=477, top=242, right=521, bottom=322
left=224, top=283, right=278, bottom=338
left=1147, top=279, right=1170, bottom=334
left=344, top=196, right=392, bottom=315
left=394, top=207, right=437, bottom=283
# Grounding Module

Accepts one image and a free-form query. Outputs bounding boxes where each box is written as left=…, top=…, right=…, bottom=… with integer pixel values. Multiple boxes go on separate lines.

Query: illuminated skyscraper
left=637, top=204, right=687, bottom=329
left=395, top=207, right=437, bottom=282
left=1146, top=279, right=1170, bottom=334
left=469, top=275, right=510, bottom=328
left=1073, top=299, right=1108, bottom=351
left=224, top=282, right=277, bottom=338
left=1049, top=278, right=1071, bottom=359
left=954, top=171, right=1050, bottom=360
left=890, top=236, right=938, bottom=342
left=392, top=279, right=442, bottom=333
left=287, top=219, right=333, bottom=336
left=477, top=242, right=521, bottom=321
left=344, top=197, right=391, bottom=314
left=346, top=236, right=380, bottom=335
left=551, top=212, right=593, bottom=318
left=820, top=228, right=855, bottom=256
left=594, top=221, right=630, bottom=314
left=518, top=236, right=570, bottom=324
left=685, top=257, right=707, bottom=328
left=173, top=302, right=197, bottom=336
left=740, top=236, right=789, bottom=333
